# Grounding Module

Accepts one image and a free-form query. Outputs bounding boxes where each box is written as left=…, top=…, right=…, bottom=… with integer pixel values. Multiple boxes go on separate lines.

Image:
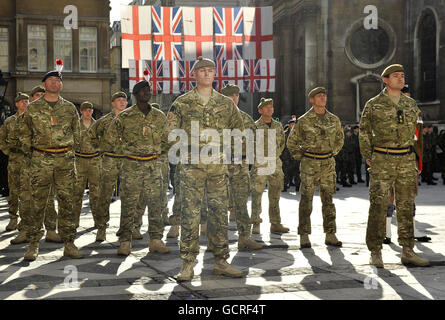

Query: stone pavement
left=1, top=180, right=444, bottom=300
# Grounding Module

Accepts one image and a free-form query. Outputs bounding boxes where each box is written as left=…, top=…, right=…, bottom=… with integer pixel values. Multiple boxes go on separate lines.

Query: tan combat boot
left=10, top=230, right=28, bottom=245
left=45, top=230, right=63, bottom=243
left=149, top=239, right=170, bottom=254
left=325, top=233, right=342, bottom=247
left=370, top=250, right=384, bottom=268
left=5, top=218, right=18, bottom=231
left=63, top=242, right=84, bottom=259
left=238, top=236, right=263, bottom=250
left=300, top=234, right=311, bottom=249
left=167, top=225, right=179, bottom=238
left=117, top=241, right=131, bottom=256
left=96, top=228, right=106, bottom=242
left=200, top=223, right=207, bottom=236
left=213, top=258, right=243, bottom=278
left=252, top=223, right=260, bottom=234
left=401, top=247, right=430, bottom=267
left=270, top=223, right=290, bottom=234
left=229, top=210, right=236, bottom=222
left=24, top=242, right=39, bottom=261
left=177, top=261, right=195, bottom=282
left=132, top=228, right=143, bottom=240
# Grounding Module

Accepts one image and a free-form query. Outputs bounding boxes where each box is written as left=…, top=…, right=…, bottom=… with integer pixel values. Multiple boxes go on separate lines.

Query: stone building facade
left=0, top=0, right=114, bottom=116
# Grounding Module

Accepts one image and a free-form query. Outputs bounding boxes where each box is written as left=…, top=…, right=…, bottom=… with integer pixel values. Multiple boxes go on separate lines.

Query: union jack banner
left=160, top=60, right=180, bottom=94
left=214, top=59, right=245, bottom=92
left=213, top=7, right=244, bottom=60
left=183, top=7, right=214, bottom=60
left=243, top=59, right=276, bottom=93
left=121, top=5, right=152, bottom=68
left=178, top=60, right=196, bottom=93
left=243, top=7, right=274, bottom=59
left=152, top=6, right=183, bottom=61
left=128, top=59, right=144, bottom=92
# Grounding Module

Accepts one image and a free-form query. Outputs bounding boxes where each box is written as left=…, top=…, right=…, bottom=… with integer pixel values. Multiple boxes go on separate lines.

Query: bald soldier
left=360, top=64, right=429, bottom=268
left=28, top=86, right=61, bottom=243
left=220, top=84, right=262, bottom=250
left=90, top=91, right=128, bottom=242
left=0, top=93, right=31, bottom=243
left=250, top=98, right=289, bottom=235
left=73, top=101, right=101, bottom=228
left=287, top=87, right=344, bottom=248
left=105, top=80, right=170, bottom=255
left=167, top=57, right=244, bottom=281
left=20, top=70, right=83, bottom=261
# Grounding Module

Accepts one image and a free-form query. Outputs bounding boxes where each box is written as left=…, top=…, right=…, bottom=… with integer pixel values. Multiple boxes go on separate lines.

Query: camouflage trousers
left=135, top=159, right=169, bottom=230
left=366, top=152, right=416, bottom=251
left=44, top=185, right=58, bottom=231
left=117, top=158, right=164, bottom=241
left=7, top=158, right=30, bottom=231
left=28, top=151, right=77, bottom=243
left=228, top=164, right=252, bottom=237
left=298, top=157, right=337, bottom=235
left=73, top=156, right=101, bottom=227
left=250, top=160, right=284, bottom=225
left=170, top=166, right=207, bottom=226
left=179, top=164, right=229, bottom=262
left=96, top=155, right=123, bottom=229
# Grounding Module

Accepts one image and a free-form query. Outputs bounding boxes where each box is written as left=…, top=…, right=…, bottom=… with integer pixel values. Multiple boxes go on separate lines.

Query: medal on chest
left=51, top=115, right=58, bottom=126
left=143, top=126, right=149, bottom=136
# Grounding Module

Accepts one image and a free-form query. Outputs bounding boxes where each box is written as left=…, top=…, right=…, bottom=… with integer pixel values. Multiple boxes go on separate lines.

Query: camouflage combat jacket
left=0, top=113, right=25, bottom=162
left=20, top=96, right=80, bottom=156
left=105, top=104, right=168, bottom=157
left=166, top=88, right=244, bottom=164
left=286, top=107, right=344, bottom=160
left=75, top=119, right=98, bottom=154
left=359, top=88, right=421, bottom=160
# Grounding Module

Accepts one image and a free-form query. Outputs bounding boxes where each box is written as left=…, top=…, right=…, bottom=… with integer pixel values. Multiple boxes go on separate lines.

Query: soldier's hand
left=366, top=159, right=371, bottom=167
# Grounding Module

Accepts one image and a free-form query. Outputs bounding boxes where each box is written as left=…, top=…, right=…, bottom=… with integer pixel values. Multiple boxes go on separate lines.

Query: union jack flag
left=128, top=59, right=144, bottom=93
left=213, top=8, right=244, bottom=61
left=152, top=6, right=183, bottom=61
left=214, top=59, right=244, bottom=92
left=178, top=60, right=196, bottom=93
left=243, top=59, right=276, bottom=93
left=144, top=60, right=164, bottom=94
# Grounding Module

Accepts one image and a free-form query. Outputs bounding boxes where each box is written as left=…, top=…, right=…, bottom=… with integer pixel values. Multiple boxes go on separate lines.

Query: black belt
left=373, top=146, right=413, bottom=156
left=303, top=152, right=333, bottom=160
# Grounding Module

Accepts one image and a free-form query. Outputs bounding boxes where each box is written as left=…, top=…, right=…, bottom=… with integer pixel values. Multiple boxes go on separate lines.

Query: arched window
left=418, top=10, right=437, bottom=102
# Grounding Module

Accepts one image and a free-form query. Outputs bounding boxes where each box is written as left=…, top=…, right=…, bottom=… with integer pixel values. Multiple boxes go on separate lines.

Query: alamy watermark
left=168, top=121, right=277, bottom=176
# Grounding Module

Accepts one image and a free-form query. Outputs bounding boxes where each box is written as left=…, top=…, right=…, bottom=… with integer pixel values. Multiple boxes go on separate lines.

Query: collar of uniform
left=381, top=87, right=408, bottom=107
left=191, top=87, right=217, bottom=106
left=257, top=116, right=276, bottom=128
left=42, top=95, right=64, bottom=108
left=81, top=118, right=96, bottom=129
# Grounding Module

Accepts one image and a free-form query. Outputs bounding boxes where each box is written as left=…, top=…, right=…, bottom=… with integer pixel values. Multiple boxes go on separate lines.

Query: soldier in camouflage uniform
left=359, top=64, right=429, bottom=268
left=73, top=101, right=101, bottom=229
left=20, top=70, right=83, bottom=261
left=90, top=91, right=128, bottom=242
left=134, top=102, right=170, bottom=240
left=287, top=87, right=344, bottom=249
left=220, top=84, right=262, bottom=250
left=29, top=85, right=60, bottom=242
left=250, top=98, right=290, bottom=235
left=0, top=93, right=30, bottom=242
left=421, top=125, right=436, bottom=185
left=167, top=57, right=244, bottom=281
left=105, top=80, right=170, bottom=255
